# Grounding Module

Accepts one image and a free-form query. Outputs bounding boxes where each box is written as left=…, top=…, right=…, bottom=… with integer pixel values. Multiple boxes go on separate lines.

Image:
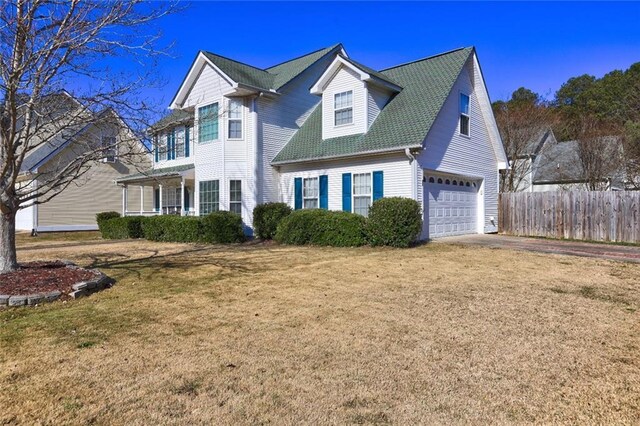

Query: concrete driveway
left=437, top=234, right=640, bottom=263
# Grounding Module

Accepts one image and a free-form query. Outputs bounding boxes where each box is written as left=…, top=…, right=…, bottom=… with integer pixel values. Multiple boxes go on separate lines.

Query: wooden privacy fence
left=499, top=191, right=640, bottom=243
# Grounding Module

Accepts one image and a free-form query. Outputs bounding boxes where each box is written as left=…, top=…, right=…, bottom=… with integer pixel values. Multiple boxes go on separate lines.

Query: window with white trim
left=353, top=173, right=372, bottom=216
left=199, top=180, right=219, bottom=215
left=101, top=136, right=117, bottom=163
left=229, top=180, right=242, bottom=215
left=176, top=128, right=185, bottom=158
left=228, top=99, right=243, bottom=139
left=198, top=102, right=219, bottom=143
left=157, top=134, right=167, bottom=161
left=460, top=93, right=470, bottom=136
left=303, top=177, right=319, bottom=209
left=334, top=90, right=353, bottom=126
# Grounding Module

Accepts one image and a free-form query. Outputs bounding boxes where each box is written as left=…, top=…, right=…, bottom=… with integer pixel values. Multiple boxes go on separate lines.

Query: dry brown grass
left=1, top=235, right=639, bottom=424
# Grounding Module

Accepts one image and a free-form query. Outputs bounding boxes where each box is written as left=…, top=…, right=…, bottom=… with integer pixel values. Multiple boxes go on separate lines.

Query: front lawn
left=1, top=234, right=639, bottom=424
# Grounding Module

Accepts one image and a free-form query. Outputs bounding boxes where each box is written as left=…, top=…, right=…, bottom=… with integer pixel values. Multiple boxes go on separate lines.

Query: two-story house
left=118, top=44, right=508, bottom=239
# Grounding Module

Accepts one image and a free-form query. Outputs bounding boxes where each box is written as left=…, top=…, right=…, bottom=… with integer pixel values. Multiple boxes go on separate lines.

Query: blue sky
left=145, top=1, right=640, bottom=108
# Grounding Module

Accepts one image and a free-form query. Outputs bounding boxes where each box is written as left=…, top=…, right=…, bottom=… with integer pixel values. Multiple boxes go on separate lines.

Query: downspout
left=405, top=148, right=418, bottom=201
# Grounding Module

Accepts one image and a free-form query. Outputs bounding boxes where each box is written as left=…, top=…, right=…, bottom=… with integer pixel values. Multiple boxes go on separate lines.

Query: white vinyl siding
left=279, top=153, right=412, bottom=212
left=322, top=65, right=366, bottom=139
left=417, top=58, right=500, bottom=233
left=367, top=86, right=392, bottom=130
left=303, top=177, right=319, bottom=209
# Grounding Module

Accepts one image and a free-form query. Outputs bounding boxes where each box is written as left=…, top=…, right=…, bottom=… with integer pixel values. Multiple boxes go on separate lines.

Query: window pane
left=460, top=114, right=470, bottom=136
left=198, top=103, right=219, bottom=143
left=334, top=91, right=353, bottom=109
left=335, top=108, right=353, bottom=126
left=228, top=120, right=242, bottom=139
left=176, top=128, right=185, bottom=158
left=229, top=180, right=242, bottom=215
left=303, top=199, right=318, bottom=209
left=229, top=99, right=242, bottom=119
left=460, top=94, right=470, bottom=115
left=199, top=180, right=219, bottom=215
left=354, top=196, right=370, bottom=217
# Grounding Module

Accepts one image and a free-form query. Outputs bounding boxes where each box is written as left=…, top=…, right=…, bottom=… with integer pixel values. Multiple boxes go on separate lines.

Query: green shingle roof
left=116, top=164, right=194, bottom=183
left=339, top=55, right=401, bottom=89
left=150, top=109, right=194, bottom=133
left=201, top=44, right=342, bottom=92
left=272, top=47, right=474, bottom=164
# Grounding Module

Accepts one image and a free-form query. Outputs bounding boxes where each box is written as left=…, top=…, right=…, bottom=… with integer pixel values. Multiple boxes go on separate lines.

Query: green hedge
left=253, top=203, right=292, bottom=240
left=100, top=216, right=145, bottom=240
left=365, top=197, right=422, bottom=248
left=275, top=209, right=367, bottom=247
left=96, top=211, right=121, bottom=235
left=201, top=211, right=246, bottom=244
left=142, top=216, right=201, bottom=242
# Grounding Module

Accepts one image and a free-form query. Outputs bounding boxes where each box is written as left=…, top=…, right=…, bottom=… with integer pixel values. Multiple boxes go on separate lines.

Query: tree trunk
left=0, top=210, right=18, bottom=274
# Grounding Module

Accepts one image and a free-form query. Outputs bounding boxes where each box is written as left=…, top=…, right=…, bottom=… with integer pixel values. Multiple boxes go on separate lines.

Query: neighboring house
left=117, top=44, right=508, bottom=239
left=503, top=129, right=558, bottom=192
left=15, top=92, right=151, bottom=232
left=531, top=136, right=627, bottom=191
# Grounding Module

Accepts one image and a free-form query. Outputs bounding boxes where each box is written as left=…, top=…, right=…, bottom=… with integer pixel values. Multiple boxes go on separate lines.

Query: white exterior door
left=424, top=173, right=478, bottom=239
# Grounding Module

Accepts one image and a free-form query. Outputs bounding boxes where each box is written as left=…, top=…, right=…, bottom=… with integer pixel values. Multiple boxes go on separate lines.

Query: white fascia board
left=170, top=52, right=238, bottom=109
left=310, top=55, right=370, bottom=95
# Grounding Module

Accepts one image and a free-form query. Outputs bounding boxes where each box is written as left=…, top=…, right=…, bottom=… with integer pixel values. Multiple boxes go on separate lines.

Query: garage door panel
left=424, top=174, right=478, bottom=239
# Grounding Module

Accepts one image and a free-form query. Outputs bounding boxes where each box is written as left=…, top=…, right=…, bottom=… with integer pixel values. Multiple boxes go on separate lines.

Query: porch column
left=159, top=184, right=163, bottom=215
left=180, top=178, right=185, bottom=216
left=139, top=185, right=144, bottom=214
left=122, top=185, right=128, bottom=216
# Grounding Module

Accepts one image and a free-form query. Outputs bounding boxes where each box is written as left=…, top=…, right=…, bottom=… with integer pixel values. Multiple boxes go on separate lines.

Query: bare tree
left=493, top=94, right=557, bottom=192
left=0, top=0, right=178, bottom=273
left=575, top=117, right=624, bottom=191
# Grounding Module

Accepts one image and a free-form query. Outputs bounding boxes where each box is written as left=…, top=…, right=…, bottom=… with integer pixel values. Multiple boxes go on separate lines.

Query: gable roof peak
left=380, top=46, right=474, bottom=72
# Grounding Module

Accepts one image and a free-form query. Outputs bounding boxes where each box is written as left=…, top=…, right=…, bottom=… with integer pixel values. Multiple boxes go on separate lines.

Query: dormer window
left=334, top=90, right=353, bottom=126
left=459, top=93, right=470, bottom=137
left=228, top=99, right=243, bottom=139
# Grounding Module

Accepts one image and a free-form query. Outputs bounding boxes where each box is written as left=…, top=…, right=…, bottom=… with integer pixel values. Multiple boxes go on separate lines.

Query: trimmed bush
left=100, top=216, right=145, bottom=239
left=142, top=216, right=201, bottom=242
left=253, top=202, right=292, bottom=240
left=365, top=197, right=422, bottom=247
left=201, top=212, right=245, bottom=244
left=96, top=211, right=120, bottom=234
left=275, top=209, right=367, bottom=247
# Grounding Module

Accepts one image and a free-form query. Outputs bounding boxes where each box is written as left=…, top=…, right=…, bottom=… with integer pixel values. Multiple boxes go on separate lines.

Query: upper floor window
left=176, top=128, right=185, bottom=158
left=303, top=177, right=319, bottom=209
left=228, top=99, right=243, bottom=139
left=353, top=173, right=372, bottom=216
left=198, top=102, right=219, bottom=143
left=101, top=136, right=117, bottom=163
left=459, top=93, right=470, bottom=137
left=334, top=90, right=353, bottom=126
left=157, top=134, right=167, bottom=161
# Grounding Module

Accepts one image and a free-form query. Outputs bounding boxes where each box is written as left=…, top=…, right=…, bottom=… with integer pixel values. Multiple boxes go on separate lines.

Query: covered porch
left=116, top=164, right=196, bottom=217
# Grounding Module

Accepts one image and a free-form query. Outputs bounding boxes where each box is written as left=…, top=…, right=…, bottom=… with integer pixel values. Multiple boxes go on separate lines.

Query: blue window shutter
left=171, top=130, right=176, bottom=160
left=184, top=188, right=190, bottom=211
left=294, top=178, right=302, bottom=210
left=166, top=133, right=171, bottom=160
left=154, top=188, right=160, bottom=211
left=342, top=173, right=352, bottom=212
left=373, top=171, right=384, bottom=201
left=319, top=175, right=328, bottom=209
left=185, top=127, right=190, bottom=157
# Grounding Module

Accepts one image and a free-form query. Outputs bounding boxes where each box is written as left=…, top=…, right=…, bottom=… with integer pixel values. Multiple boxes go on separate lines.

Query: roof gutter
left=271, top=145, right=422, bottom=166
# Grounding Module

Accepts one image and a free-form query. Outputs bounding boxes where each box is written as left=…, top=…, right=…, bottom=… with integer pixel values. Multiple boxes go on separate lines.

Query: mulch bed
left=0, top=261, right=99, bottom=296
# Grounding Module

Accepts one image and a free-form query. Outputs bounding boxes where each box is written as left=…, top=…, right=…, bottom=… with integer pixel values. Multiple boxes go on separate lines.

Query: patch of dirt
left=0, top=261, right=98, bottom=296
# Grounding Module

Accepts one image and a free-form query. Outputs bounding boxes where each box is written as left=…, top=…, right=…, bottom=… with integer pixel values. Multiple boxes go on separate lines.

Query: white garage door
left=424, top=174, right=478, bottom=239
